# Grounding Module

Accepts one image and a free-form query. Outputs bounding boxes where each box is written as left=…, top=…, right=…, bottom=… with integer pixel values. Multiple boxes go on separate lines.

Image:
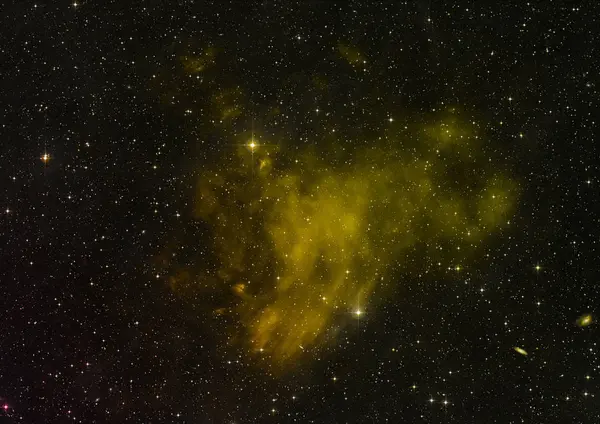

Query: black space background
left=1, top=1, right=599, bottom=423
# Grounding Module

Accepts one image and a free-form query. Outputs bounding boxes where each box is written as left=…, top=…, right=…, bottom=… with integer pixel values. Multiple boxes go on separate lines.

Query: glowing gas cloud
left=184, top=112, right=517, bottom=365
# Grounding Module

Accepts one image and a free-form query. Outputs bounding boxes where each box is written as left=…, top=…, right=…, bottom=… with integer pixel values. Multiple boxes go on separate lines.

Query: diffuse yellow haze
left=337, top=43, right=366, bottom=67
left=180, top=47, right=216, bottom=74
left=192, top=115, right=517, bottom=365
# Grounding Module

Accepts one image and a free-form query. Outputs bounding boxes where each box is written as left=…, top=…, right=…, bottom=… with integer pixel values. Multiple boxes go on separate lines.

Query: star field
left=1, top=1, right=599, bottom=423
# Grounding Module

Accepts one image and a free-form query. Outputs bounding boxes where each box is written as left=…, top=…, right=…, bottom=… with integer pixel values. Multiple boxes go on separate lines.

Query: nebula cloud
left=181, top=111, right=517, bottom=365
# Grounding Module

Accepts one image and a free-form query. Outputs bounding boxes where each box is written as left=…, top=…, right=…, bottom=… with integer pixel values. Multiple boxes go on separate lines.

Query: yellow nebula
left=180, top=47, right=216, bottom=74
left=233, top=282, right=246, bottom=295
left=212, top=87, right=244, bottom=122
left=337, top=43, right=366, bottom=66
left=259, top=157, right=271, bottom=173
left=182, top=113, right=517, bottom=367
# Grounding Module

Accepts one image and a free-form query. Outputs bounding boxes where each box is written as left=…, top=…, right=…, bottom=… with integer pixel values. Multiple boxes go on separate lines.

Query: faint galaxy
left=1, top=1, right=599, bottom=423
